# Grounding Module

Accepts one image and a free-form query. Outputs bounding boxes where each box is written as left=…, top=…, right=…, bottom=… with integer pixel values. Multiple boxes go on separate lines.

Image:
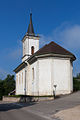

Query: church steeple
left=27, top=13, right=35, bottom=36
left=22, top=13, right=40, bottom=62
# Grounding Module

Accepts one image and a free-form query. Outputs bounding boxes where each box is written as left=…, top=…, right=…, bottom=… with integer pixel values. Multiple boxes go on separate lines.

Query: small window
left=22, top=72, right=23, bottom=84
left=32, top=68, right=34, bottom=81
left=19, top=74, right=21, bottom=84
left=31, top=46, right=34, bottom=55
left=16, top=75, right=18, bottom=85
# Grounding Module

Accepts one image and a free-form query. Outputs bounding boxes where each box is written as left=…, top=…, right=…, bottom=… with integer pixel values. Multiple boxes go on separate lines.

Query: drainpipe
left=24, top=61, right=30, bottom=96
left=24, top=69, right=27, bottom=96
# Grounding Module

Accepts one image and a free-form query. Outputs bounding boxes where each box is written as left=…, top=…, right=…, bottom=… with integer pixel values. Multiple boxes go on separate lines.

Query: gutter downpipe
left=24, top=61, right=30, bottom=102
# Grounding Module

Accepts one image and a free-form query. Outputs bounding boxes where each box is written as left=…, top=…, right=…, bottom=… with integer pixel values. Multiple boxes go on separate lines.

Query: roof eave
left=36, top=53, right=76, bottom=61
left=21, top=34, right=40, bottom=42
left=28, top=53, right=76, bottom=64
left=14, top=62, right=27, bottom=73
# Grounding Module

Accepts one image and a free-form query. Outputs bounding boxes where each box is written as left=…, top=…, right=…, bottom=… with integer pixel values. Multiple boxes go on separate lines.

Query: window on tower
left=31, top=46, right=34, bottom=55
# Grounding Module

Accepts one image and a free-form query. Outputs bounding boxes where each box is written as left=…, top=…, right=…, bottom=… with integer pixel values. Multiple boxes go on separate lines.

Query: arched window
left=31, top=46, right=34, bottom=55
left=22, top=72, right=23, bottom=84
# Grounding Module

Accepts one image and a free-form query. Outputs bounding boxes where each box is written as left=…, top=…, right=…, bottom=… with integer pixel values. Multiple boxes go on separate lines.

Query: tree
left=76, top=73, right=80, bottom=79
left=0, top=74, right=15, bottom=100
left=0, top=79, right=4, bottom=99
left=3, top=74, right=15, bottom=95
left=73, top=73, right=80, bottom=91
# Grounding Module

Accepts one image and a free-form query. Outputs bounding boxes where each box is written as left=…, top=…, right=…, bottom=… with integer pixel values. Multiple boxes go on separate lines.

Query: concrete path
left=54, top=105, right=80, bottom=120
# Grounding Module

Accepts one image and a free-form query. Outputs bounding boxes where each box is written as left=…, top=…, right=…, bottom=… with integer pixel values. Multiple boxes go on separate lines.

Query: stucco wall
left=16, top=57, right=73, bottom=96
left=22, top=38, right=39, bottom=62
left=38, top=58, right=52, bottom=95
left=16, top=68, right=26, bottom=95
left=53, top=58, right=73, bottom=95
left=28, top=61, right=39, bottom=95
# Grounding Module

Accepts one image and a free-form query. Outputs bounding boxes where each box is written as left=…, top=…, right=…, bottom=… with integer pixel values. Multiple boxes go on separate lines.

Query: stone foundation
left=3, top=96, right=54, bottom=102
left=3, top=96, right=20, bottom=102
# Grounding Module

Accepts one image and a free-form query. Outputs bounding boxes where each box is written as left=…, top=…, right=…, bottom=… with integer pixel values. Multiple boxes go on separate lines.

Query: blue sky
left=0, top=0, right=80, bottom=79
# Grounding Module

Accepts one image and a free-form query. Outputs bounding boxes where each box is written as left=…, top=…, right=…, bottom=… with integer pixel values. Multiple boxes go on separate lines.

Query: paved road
left=0, top=102, right=50, bottom=120
left=1, top=91, right=80, bottom=120
left=18, top=91, right=80, bottom=119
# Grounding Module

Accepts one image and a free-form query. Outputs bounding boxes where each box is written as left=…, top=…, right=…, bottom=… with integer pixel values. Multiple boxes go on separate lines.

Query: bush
left=0, top=74, right=15, bottom=100
left=73, top=78, right=80, bottom=91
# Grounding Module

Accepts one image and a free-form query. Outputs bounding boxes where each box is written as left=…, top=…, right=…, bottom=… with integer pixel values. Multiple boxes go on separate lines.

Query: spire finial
left=30, top=8, right=32, bottom=14
left=30, top=12, right=32, bottom=24
left=27, top=12, right=35, bottom=36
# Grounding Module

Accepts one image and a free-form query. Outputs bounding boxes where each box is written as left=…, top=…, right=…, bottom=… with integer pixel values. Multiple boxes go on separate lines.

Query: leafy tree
left=0, top=74, right=15, bottom=100
left=3, top=74, right=15, bottom=95
left=73, top=77, right=80, bottom=91
left=73, top=73, right=80, bottom=91
left=76, top=73, right=80, bottom=79
left=0, top=80, right=4, bottom=99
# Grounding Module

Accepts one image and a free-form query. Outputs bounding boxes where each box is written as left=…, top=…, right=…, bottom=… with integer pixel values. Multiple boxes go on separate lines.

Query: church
left=14, top=13, right=76, bottom=96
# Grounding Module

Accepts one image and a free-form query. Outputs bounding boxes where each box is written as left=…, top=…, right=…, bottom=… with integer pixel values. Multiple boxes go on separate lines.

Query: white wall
left=28, top=61, right=39, bottom=95
left=36, top=57, right=73, bottom=96
left=53, top=58, right=73, bottom=95
left=38, top=58, right=52, bottom=95
left=22, top=37, right=39, bottom=62
left=16, top=68, right=26, bottom=95
left=16, top=57, right=73, bottom=96
left=28, top=57, right=73, bottom=96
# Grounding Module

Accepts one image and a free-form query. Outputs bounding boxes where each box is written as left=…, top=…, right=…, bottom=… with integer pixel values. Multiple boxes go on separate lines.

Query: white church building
left=14, top=13, right=76, bottom=96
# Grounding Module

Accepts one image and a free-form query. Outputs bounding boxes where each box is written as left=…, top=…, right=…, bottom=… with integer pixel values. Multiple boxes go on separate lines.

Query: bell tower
left=22, top=13, right=40, bottom=62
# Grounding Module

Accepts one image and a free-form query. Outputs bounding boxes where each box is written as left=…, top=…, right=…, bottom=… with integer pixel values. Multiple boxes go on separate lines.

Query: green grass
left=4, top=95, right=54, bottom=98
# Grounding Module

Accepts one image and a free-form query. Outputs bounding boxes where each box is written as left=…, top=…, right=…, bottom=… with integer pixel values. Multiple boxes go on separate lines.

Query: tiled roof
left=35, top=41, right=75, bottom=57
left=28, top=41, right=76, bottom=63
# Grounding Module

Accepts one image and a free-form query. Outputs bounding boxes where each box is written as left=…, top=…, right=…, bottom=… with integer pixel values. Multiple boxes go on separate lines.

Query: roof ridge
left=49, top=41, right=74, bottom=56
left=28, top=41, right=76, bottom=62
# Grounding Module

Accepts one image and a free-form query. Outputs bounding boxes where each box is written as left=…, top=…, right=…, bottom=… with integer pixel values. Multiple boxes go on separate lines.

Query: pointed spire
left=27, top=13, right=35, bottom=36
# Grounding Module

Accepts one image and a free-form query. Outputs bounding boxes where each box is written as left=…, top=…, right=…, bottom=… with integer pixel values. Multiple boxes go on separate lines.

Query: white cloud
left=8, top=47, right=22, bottom=60
left=1, top=39, right=22, bottom=61
left=0, top=68, right=9, bottom=80
left=52, top=23, right=80, bottom=50
left=0, top=39, right=22, bottom=78
left=39, top=34, right=54, bottom=49
left=40, top=22, right=80, bottom=76
left=9, top=40, right=22, bottom=60
left=40, top=22, right=80, bottom=50
left=1, top=24, right=80, bottom=77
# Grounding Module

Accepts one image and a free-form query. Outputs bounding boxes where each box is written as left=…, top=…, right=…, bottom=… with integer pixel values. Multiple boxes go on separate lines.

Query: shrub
left=73, top=78, right=80, bottom=91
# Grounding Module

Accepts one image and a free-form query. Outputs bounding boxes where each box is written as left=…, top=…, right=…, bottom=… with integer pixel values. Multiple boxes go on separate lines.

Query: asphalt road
left=0, top=102, right=49, bottom=120
left=1, top=91, right=80, bottom=120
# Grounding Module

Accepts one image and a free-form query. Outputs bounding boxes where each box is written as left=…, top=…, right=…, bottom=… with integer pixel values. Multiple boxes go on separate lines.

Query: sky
left=0, top=0, right=80, bottom=79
